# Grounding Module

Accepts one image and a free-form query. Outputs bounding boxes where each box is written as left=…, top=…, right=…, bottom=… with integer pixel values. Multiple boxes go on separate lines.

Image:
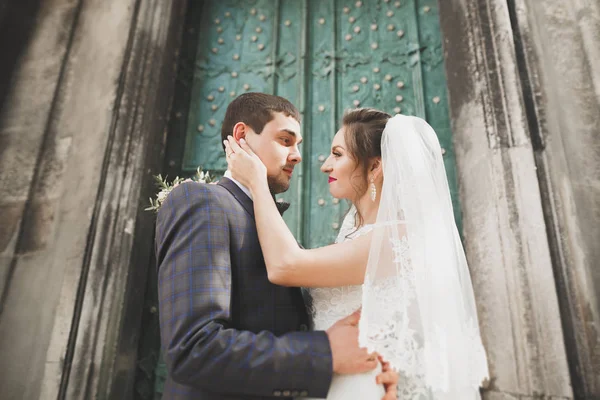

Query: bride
left=223, top=108, right=489, bottom=399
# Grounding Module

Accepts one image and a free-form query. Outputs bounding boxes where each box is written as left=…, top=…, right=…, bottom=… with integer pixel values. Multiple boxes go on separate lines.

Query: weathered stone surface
left=0, top=1, right=82, bottom=398
left=484, top=391, right=571, bottom=400
left=0, top=0, right=136, bottom=398
left=514, top=0, right=600, bottom=396
left=0, top=1, right=80, bottom=300
left=37, top=0, right=185, bottom=398
left=0, top=1, right=79, bottom=203
left=440, top=0, right=573, bottom=398
left=0, top=202, right=25, bottom=255
left=0, top=251, right=67, bottom=400
left=0, top=0, right=183, bottom=396
left=31, top=0, right=140, bottom=398
left=574, top=0, right=600, bottom=102
left=0, top=255, right=12, bottom=309
left=483, top=391, right=519, bottom=400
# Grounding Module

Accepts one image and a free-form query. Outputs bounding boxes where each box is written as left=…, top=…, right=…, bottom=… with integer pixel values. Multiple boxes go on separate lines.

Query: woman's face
left=320, top=127, right=367, bottom=200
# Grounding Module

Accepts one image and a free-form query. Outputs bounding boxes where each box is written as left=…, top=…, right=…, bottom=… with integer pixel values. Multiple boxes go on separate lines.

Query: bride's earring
left=370, top=176, right=377, bottom=202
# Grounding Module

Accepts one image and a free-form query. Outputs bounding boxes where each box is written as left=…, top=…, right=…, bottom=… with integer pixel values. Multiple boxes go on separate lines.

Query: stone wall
left=441, top=0, right=600, bottom=398
left=439, top=1, right=572, bottom=398
left=514, top=0, right=600, bottom=396
left=0, top=0, right=185, bottom=398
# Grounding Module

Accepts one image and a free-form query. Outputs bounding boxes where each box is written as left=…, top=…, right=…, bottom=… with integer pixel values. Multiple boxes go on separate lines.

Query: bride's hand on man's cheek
left=223, top=136, right=267, bottom=190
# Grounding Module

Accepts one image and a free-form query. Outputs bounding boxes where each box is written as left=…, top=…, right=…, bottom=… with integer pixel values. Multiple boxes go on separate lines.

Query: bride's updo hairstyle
left=341, top=107, right=391, bottom=227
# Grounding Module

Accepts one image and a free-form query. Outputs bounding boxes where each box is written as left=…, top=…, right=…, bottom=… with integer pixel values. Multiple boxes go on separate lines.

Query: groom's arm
left=156, top=182, right=333, bottom=398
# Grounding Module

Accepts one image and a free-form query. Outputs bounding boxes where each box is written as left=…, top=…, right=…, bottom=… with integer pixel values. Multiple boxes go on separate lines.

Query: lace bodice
left=307, top=222, right=373, bottom=331
left=306, top=209, right=431, bottom=399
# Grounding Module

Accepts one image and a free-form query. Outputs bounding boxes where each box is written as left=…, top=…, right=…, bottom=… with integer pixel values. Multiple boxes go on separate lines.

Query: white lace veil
left=357, top=115, right=489, bottom=399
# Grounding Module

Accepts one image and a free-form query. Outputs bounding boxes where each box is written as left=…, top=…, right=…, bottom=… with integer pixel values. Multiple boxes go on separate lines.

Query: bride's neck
left=353, top=191, right=381, bottom=227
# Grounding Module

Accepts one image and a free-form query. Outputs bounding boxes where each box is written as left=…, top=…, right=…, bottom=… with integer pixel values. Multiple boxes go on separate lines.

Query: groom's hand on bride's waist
left=326, top=310, right=378, bottom=375
left=326, top=310, right=400, bottom=399
left=378, top=356, right=399, bottom=400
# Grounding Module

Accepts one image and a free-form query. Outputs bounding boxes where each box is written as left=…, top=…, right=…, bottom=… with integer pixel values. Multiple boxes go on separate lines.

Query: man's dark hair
left=221, top=92, right=301, bottom=148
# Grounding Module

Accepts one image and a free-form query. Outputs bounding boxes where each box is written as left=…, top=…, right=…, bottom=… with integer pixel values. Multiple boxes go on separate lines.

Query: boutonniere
left=145, top=167, right=215, bottom=213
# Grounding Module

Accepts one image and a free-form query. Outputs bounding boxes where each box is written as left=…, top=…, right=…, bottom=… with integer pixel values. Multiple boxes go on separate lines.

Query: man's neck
left=224, top=170, right=253, bottom=200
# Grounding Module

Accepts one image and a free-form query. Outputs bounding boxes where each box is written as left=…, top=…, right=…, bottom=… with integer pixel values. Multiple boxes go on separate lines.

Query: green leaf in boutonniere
left=145, top=167, right=214, bottom=213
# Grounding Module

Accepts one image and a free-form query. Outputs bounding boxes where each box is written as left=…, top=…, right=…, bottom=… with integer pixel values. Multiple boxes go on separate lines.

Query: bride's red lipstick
left=328, top=176, right=337, bottom=184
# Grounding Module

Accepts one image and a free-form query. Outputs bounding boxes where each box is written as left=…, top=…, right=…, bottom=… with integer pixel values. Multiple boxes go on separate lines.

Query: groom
left=156, top=93, right=396, bottom=399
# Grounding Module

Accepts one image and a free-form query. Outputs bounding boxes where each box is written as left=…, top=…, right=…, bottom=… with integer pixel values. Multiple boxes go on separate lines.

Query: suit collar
left=218, top=177, right=254, bottom=218
left=223, top=170, right=253, bottom=200
left=218, top=177, right=291, bottom=217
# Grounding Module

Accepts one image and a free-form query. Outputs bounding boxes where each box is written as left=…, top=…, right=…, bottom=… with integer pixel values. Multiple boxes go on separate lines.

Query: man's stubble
left=267, top=163, right=297, bottom=194
left=267, top=175, right=290, bottom=195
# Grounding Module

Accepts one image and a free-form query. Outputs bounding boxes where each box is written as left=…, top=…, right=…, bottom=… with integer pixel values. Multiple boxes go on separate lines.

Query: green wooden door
left=182, top=0, right=460, bottom=249
left=147, top=1, right=458, bottom=396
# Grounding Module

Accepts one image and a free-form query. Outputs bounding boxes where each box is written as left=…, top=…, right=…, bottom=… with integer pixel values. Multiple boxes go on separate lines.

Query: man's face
left=244, top=112, right=303, bottom=194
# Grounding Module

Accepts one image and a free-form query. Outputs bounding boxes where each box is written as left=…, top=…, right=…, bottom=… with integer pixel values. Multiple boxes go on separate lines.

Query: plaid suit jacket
left=155, top=178, right=333, bottom=400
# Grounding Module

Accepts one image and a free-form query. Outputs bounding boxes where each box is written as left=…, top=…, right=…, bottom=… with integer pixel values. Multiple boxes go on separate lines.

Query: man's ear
left=232, top=122, right=248, bottom=142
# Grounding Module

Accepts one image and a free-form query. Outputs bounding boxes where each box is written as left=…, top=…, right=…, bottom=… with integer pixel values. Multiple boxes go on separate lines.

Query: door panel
left=182, top=0, right=459, bottom=249
left=305, top=0, right=346, bottom=248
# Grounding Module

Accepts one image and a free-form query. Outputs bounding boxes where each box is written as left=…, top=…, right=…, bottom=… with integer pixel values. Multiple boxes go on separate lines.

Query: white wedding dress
left=306, top=214, right=385, bottom=400
left=304, top=115, right=489, bottom=399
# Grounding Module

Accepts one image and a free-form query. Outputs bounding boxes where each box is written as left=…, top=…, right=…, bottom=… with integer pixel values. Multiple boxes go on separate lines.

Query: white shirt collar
left=223, top=170, right=253, bottom=200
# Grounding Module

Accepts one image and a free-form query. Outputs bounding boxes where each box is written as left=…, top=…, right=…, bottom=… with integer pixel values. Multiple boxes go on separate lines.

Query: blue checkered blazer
left=155, top=178, right=333, bottom=399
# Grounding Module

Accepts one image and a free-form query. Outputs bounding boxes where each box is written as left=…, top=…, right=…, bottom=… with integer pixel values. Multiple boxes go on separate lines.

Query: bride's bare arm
left=224, top=137, right=370, bottom=287
left=253, top=181, right=371, bottom=287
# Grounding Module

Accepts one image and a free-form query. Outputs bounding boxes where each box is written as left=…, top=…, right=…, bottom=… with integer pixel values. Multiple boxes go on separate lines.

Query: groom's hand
left=377, top=356, right=399, bottom=400
left=326, top=310, right=378, bottom=374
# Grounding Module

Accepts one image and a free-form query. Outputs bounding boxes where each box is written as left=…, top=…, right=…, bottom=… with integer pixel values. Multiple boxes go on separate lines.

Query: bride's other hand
left=223, top=136, right=267, bottom=192
left=377, top=355, right=399, bottom=400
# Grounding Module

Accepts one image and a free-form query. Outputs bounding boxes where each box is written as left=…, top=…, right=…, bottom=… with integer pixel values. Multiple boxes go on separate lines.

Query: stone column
left=0, top=1, right=87, bottom=398
left=0, top=0, right=186, bottom=398
left=512, top=0, right=600, bottom=397
left=438, top=0, right=573, bottom=398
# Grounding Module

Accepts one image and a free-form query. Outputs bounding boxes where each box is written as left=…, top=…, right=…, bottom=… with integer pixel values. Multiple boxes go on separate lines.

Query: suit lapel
left=218, top=177, right=254, bottom=219
left=219, top=178, right=310, bottom=319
